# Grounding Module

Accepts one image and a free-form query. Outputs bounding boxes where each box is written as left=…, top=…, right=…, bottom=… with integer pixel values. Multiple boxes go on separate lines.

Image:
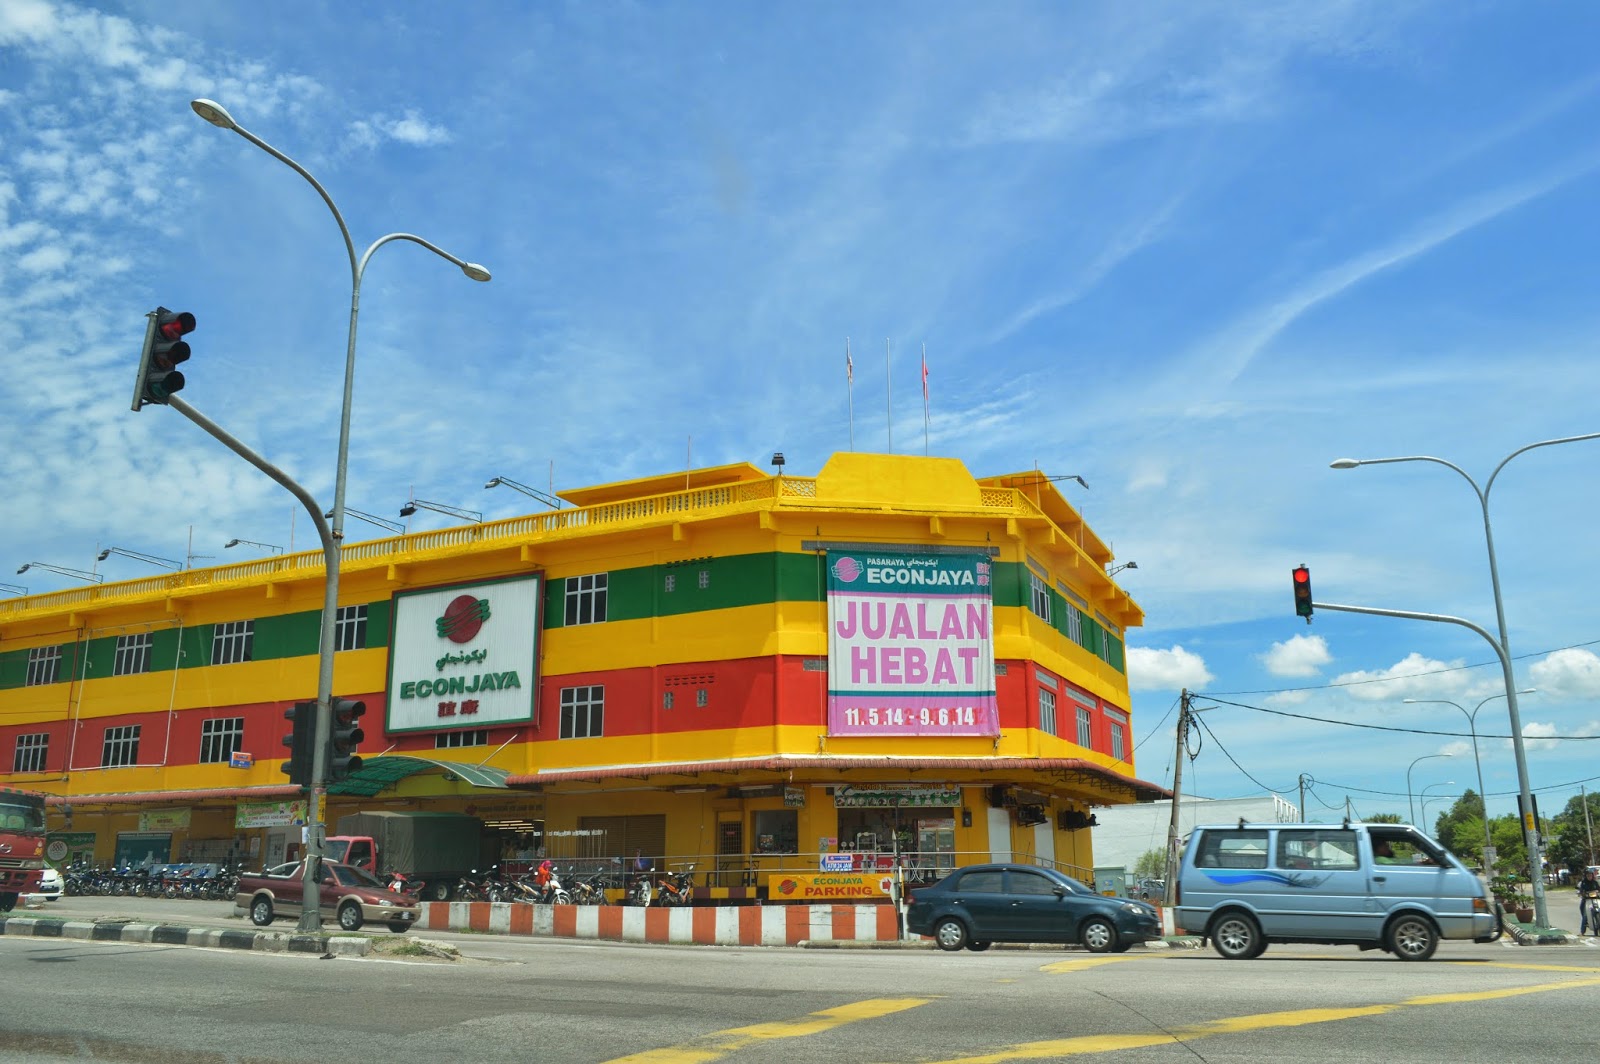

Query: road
left=4, top=896, right=1599, bottom=1063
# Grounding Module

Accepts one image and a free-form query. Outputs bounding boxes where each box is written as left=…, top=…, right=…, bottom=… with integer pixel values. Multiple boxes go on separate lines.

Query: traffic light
left=281, top=701, right=316, bottom=787
left=1292, top=565, right=1313, bottom=623
left=132, top=307, right=195, bottom=411
left=327, top=698, right=367, bottom=781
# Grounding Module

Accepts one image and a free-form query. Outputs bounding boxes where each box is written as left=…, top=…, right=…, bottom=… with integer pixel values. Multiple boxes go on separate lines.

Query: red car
left=236, top=859, right=421, bottom=933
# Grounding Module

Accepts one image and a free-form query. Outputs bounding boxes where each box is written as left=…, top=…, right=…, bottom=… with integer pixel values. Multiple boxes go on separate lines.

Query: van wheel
left=933, top=917, right=969, bottom=952
left=1081, top=917, right=1118, bottom=953
left=1386, top=914, right=1438, bottom=961
left=1211, top=912, right=1264, bottom=960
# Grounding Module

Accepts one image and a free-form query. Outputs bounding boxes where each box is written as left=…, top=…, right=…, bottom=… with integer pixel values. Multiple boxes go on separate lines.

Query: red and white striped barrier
left=418, top=901, right=903, bottom=946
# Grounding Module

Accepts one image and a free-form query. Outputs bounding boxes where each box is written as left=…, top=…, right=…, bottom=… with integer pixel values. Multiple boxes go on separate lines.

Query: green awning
left=326, top=755, right=514, bottom=797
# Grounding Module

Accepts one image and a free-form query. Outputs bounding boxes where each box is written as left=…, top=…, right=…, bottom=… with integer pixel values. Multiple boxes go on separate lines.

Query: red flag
left=847, top=347, right=853, bottom=385
left=921, top=351, right=928, bottom=402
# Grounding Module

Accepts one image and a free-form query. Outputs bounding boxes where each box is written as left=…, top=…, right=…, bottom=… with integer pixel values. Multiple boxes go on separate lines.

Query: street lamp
left=1420, top=781, right=1456, bottom=835
left=16, top=562, right=103, bottom=584
left=329, top=508, right=406, bottom=535
left=224, top=538, right=285, bottom=555
left=97, top=547, right=182, bottom=570
left=1333, top=438, right=1600, bottom=926
left=1406, top=752, right=1454, bottom=826
left=399, top=499, right=483, bottom=523
left=0, top=582, right=27, bottom=597
left=1109, top=561, right=1138, bottom=577
left=485, top=476, right=562, bottom=510
left=1404, top=690, right=1535, bottom=873
left=193, top=97, right=490, bottom=930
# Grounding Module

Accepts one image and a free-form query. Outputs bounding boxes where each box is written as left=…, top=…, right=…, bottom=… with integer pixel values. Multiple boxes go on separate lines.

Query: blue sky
left=4, top=1, right=1599, bottom=828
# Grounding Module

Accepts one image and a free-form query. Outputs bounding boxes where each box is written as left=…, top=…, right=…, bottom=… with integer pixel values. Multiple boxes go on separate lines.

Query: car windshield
left=0, top=799, right=46, bottom=833
left=328, top=862, right=388, bottom=890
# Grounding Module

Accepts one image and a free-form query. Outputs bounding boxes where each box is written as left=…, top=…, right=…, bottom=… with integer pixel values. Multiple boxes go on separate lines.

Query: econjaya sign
left=385, top=574, right=541, bottom=732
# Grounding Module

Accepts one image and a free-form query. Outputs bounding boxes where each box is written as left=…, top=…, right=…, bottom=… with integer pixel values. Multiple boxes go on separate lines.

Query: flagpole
left=921, top=343, right=929, bottom=456
left=886, top=337, right=893, bottom=453
left=846, top=337, right=855, bottom=452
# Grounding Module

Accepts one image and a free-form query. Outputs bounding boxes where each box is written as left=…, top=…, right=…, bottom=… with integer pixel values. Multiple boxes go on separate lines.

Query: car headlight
left=1120, top=902, right=1151, bottom=915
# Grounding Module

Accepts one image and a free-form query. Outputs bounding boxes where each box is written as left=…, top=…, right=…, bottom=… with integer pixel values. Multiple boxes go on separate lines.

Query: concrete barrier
left=418, top=900, right=905, bottom=946
left=0, top=914, right=369, bottom=955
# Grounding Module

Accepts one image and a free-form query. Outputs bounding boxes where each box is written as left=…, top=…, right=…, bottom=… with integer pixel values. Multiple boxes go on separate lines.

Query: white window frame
left=1038, top=688, right=1057, bottom=737
left=113, top=633, right=153, bottom=676
left=101, top=724, right=142, bottom=767
left=1065, top=603, right=1083, bottom=645
left=210, top=620, right=255, bottom=666
left=1076, top=705, right=1094, bottom=748
left=25, top=645, right=63, bottom=687
left=335, top=604, right=369, bottom=652
left=697, top=569, right=710, bottom=590
left=13, top=733, right=48, bottom=773
left=1110, top=721, right=1126, bottom=761
left=1029, top=571, right=1051, bottom=623
left=564, top=573, right=609, bottom=626
left=435, top=729, right=488, bottom=749
left=199, top=717, right=245, bottom=764
left=695, top=687, right=709, bottom=708
left=559, top=685, right=605, bottom=739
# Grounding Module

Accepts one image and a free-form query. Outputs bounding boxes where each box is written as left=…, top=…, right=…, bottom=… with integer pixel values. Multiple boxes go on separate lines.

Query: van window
left=1277, top=829, right=1358, bottom=870
left=1195, top=830, right=1269, bottom=869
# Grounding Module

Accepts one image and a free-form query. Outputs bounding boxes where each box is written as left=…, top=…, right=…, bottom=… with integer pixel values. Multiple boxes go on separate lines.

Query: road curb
left=0, top=914, right=370, bottom=956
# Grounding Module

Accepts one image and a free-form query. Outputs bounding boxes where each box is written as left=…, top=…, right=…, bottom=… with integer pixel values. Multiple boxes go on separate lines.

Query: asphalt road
left=5, top=895, right=1600, bottom=1063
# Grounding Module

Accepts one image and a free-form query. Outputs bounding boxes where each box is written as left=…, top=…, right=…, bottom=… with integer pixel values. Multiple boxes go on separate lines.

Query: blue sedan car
left=905, top=863, right=1162, bottom=953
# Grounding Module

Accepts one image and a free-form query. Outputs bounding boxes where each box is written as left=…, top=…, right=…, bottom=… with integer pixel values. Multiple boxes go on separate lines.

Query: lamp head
left=771, top=451, right=786, bottom=469
left=15, top=564, right=29, bottom=575
left=485, top=478, right=502, bottom=489
left=224, top=539, right=241, bottom=549
left=97, top=550, right=111, bottom=561
left=190, top=98, right=237, bottom=129
left=1329, top=458, right=1361, bottom=469
left=399, top=503, right=417, bottom=518
left=462, top=262, right=492, bottom=282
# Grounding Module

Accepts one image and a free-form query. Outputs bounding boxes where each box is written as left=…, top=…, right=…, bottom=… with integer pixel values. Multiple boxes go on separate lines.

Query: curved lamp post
left=1332, top=432, right=1600, bottom=927
left=98, top=547, right=182, bottom=570
left=1406, top=752, right=1453, bottom=827
left=16, top=562, right=103, bottom=584
left=1420, top=781, right=1456, bottom=836
left=1404, top=690, right=1535, bottom=874
left=192, top=98, right=490, bottom=929
left=224, top=539, right=285, bottom=555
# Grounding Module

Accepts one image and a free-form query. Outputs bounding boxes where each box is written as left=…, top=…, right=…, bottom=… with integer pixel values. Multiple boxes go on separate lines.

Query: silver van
left=1174, top=821, right=1500, bottom=960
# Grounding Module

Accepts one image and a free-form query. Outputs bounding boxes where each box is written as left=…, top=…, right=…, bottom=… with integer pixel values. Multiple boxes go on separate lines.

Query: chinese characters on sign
left=826, top=550, right=998, bottom=736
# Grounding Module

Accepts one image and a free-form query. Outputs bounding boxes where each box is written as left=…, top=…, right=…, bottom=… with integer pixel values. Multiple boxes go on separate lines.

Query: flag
left=847, top=347, right=853, bottom=385
left=921, top=350, right=928, bottom=403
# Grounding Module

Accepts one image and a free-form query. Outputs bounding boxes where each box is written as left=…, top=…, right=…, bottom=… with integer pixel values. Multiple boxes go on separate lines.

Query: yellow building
left=0, top=453, right=1161, bottom=894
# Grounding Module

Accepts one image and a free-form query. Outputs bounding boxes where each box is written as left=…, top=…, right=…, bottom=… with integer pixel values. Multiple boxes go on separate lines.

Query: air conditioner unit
left=1058, top=810, right=1099, bottom=831
left=987, top=784, right=1013, bottom=808
left=1015, top=804, right=1048, bottom=827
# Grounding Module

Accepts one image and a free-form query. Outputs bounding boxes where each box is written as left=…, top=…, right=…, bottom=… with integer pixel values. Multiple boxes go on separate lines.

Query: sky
left=3, top=1, right=1600, bottom=830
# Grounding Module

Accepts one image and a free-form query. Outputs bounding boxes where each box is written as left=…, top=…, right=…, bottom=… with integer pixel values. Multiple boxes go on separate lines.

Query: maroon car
left=236, top=859, right=421, bottom=933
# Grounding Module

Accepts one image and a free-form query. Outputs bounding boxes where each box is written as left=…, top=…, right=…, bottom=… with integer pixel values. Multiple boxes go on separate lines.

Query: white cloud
left=1260, top=633, right=1331, bottom=678
left=1516, top=720, right=1560, bottom=753
left=1128, top=645, right=1214, bottom=692
left=1527, top=647, right=1600, bottom=700
left=1333, top=653, right=1472, bottom=703
left=346, top=111, right=452, bottom=152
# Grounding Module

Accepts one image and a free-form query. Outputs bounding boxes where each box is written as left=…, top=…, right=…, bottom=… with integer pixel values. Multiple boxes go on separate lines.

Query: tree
left=1544, top=791, right=1600, bottom=874
left=1132, top=848, right=1165, bottom=879
left=1366, top=812, right=1403, bottom=824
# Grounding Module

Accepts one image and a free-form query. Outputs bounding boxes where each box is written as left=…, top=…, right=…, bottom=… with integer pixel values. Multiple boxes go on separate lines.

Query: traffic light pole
left=165, top=395, right=336, bottom=930
left=1310, top=597, right=1549, bottom=928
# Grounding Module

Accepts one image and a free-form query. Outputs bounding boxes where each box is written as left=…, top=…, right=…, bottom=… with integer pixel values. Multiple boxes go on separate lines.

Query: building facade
left=0, top=453, right=1162, bottom=896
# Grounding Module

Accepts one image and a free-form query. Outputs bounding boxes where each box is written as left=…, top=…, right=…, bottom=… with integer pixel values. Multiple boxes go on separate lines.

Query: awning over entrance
left=327, top=756, right=514, bottom=797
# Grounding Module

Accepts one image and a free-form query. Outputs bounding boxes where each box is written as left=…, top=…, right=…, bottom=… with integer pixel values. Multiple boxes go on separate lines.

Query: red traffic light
left=1293, top=568, right=1309, bottom=585
left=133, top=307, right=196, bottom=410
left=1292, top=565, right=1313, bottom=621
left=158, top=311, right=195, bottom=340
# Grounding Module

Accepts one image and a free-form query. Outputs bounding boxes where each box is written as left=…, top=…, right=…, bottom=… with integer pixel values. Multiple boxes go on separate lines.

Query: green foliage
left=1132, top=847, right=1166, bottom=879
left=1365, top=812, right=1404, bottom=824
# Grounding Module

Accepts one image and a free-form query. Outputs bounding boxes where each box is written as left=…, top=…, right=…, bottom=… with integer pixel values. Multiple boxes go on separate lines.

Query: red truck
left=325, top=810, right=488, bottom=902
left=234, top=858, right=422, bottom=933
left=0, top=788, right=47, bottom=913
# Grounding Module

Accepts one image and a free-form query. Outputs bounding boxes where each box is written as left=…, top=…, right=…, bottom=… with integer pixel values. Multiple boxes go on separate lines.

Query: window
left=697, top=569, right=710, bottom=590
left=564, top=573, right=608, bottom=626
left=13, top=733, right=48, bottom=773
left=753, top=810, right=798, bottom=854
left=1278, top=829, right=1358, bottom=871
left=198, top=717, right=244, bottom=764
left=113, top=633, right=153, bottom=676
left=1029, top=571, right=1051, bottom=622
left=662, top=690, right=675, bottom=710
left=435, top=729, right=488, bottom=749
left=101, top=725, right=141, bottom=767
left=664, top=574, right=676, bottom=593
left=1076, top=705, right=1093, bottom=748
left=210, top=620, right=254, bottom=666
left=25, top=645, right=63, bottom=687
left=956, top=870, right=1005, bottom=893
left=1007, top=869, right=1059, bottom=895
left=335, top=604, right=369, bottom=652
left=1064, top=603, right=1082, bottom=645
left=559, top=685, right=605, bottom=738
left=1038, top=688, right=1057, bottom=737
left=1195, top=830, right=1269, bottom=869
left=695, top=688, right=708, bottom=708
left=1110, top=721, right=1126, bottom=760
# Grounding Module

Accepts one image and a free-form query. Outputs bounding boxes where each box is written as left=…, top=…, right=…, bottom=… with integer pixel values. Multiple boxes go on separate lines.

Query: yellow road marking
left=913, top=976, right=1600, bottom=1063
left=599, top=997, right=934, bottom=1064
left=1039, top=957, right=1142, bottom=973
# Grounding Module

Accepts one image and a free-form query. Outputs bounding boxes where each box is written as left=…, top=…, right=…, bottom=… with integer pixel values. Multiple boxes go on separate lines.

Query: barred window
left=113, top=633, right=153, bottom=676
left=13, top=733, right=48, bottom=773
left=664, top=574, right=676, bottom=593
left=1064, top=603, right=1083, bottom=645
left=695, top=687, right=708, bottom=708
left=559, top=685, right=604, bottom=739
left=697, top=569, right=710, bottom=590
left=1110, top=721, right=1126, bottom=760
left=102, top=725, right=141, bottom=767
left=25, top=645, right=63, bottom=687
left=564, top=573, right=608, bottom=626
left=199, top=717, right=244, bottom=764
left=335, top=604, right=369, bottom=652
left=210, top=620, right=254, bottom=666
left=1038, top=689, right=1057, bottom=737
left=663, top=690, right=675, bottom=710
left=1076, top=705, right=1093, bottom=748
left=435, top=729, right=488, bottom=749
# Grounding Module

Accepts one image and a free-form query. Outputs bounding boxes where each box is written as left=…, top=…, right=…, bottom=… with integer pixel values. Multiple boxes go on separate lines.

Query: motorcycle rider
left=1578, top=868, right=1600, bottom=935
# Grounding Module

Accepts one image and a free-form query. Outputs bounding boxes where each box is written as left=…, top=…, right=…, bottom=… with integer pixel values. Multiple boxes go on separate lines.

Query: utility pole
left=1583, top=785, right=1596, bottom=868
left=1162, top=690, right=1192, bottom=908
left=1298, top=774, right=1311, bottom=823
